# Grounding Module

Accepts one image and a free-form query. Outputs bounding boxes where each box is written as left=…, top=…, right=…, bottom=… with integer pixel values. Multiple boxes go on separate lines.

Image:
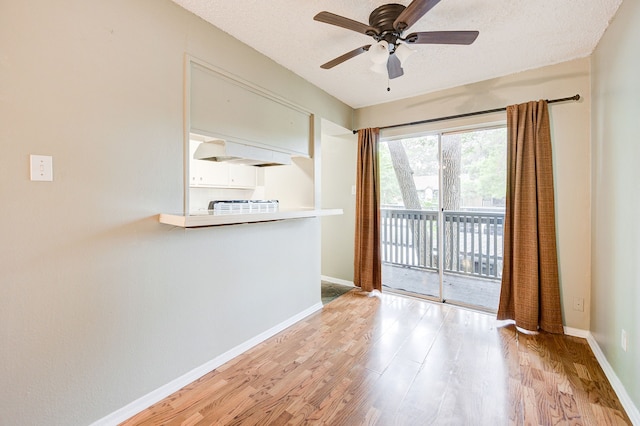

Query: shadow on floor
left=321, top=281, right=354, bottom=305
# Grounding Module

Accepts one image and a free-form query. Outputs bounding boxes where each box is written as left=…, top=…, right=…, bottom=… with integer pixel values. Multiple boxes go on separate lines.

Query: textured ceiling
left=171, top=0, right=622, bottom=108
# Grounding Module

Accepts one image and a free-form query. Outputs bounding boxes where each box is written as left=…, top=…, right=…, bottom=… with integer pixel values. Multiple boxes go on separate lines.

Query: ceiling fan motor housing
left=368, top=3, right=406, bottom=49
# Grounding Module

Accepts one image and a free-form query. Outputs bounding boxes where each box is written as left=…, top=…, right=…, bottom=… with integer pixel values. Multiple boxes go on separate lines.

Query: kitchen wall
left=0, top=1, right=352, bottom=425
left=591, top=0, right=640, bottom=412
left=353, top=58, right=592, bottom=331
left=264, top=156, right=316, bottom=210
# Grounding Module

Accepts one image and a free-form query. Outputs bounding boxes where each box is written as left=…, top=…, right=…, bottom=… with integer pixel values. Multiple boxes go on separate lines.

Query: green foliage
left=380, top=127, right=506, bottom=209
left=458, top=128, right=506, bottom=207
left=379, top=142, right=402, bottom=206
left=380, top=134, right=439, bottom=207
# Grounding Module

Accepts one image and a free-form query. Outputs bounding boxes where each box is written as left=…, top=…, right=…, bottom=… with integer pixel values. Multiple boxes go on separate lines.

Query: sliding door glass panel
left=379, top=135, right=440, bottom=299
left=441, top=128, right=506, bottom=311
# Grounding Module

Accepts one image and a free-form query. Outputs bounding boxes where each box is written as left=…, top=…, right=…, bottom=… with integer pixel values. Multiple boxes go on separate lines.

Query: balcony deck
left=380, top=208, right=504, bottom=312
left=382, top=263, right=501, bottom=312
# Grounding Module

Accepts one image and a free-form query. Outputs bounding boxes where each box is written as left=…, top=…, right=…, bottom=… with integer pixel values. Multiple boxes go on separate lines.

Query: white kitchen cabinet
left=191, top=161, right=229, bottom=187
left=189, top=60, right=311, bottom=157
left=229, top=165, right=256, bottom=188
left=189, top=140, right=255, bottom=188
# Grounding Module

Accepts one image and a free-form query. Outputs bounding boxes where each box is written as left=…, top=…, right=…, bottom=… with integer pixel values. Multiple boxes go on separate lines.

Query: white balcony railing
left=381, top=208, right=504, bottom=280
left=381, top=209, right=438, bottom=269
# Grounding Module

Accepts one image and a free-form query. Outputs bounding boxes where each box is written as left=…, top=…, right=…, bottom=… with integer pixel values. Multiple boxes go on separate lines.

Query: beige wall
left=355, top=59, right=592, bottom=331
left=321, top=129, right=358, bottom=282
left=0, top=1, right=352, bottom=425
left=591, top=0, right=640, bottom=411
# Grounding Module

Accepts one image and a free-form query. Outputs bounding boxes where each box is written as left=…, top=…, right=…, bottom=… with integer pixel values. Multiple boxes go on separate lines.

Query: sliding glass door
left=380, top=126, right=506, bottom=312
left=440, top=128, right=505, bottom=311
left=380, top=134, right=440, bottom=299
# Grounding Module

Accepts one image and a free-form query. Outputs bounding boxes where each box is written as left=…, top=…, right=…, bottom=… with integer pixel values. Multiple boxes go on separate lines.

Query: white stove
left=208, top=200, right=279, bottom=214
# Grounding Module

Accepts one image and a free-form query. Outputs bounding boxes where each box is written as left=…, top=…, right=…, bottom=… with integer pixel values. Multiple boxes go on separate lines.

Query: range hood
left=193, top=139, right=291, bottom=167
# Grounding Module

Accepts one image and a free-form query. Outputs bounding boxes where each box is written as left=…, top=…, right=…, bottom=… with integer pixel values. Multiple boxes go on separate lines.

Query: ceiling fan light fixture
left=369, top=62, right=388, bottom=76
left=395, top=42, right=416, bottom=65
left=314, top=0, right=480, bottom=83
left=369, top=40, right=389, bottom=64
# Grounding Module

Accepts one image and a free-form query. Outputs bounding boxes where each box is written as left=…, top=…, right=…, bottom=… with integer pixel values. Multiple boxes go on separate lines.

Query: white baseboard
left=586, top=332, right=640, bottom=425
left=321, top=275, right=355, bottom=287
left=90, top=302, right=323, bottom=426
left=563, top=326, right=590, bottom=338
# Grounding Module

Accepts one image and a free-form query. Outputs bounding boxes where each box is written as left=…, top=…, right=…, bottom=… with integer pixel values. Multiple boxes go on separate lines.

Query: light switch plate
left=30, top=155, right=53, bottom=181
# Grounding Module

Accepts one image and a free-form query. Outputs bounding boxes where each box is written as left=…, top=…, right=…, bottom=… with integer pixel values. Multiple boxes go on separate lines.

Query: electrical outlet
left=621, top=329, right=628, bottom=352
left=573, top=297, right=584, bottom=312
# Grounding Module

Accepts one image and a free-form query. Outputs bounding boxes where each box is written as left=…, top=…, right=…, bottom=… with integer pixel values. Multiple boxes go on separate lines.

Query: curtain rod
left=352, top=94, right=581, bottom=134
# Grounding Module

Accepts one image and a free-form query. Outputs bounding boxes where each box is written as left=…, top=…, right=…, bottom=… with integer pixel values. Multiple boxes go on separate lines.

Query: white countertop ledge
left=159, top=208, right=343, bottom=228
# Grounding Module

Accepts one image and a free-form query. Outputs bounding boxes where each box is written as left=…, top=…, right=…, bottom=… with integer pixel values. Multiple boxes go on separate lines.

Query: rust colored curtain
left=497, top=100, right=564, bottom=334
left=354, top=128, right=382, bottom=292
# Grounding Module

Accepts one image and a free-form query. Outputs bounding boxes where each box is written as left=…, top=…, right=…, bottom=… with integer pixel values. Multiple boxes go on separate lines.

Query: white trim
left=586, top=332, right=640, bottom=425
left=563, top=326, right=590, bottom=338
left=320, top=275, right=355, bottom=287
left=90, top=302, right=323, bottom=426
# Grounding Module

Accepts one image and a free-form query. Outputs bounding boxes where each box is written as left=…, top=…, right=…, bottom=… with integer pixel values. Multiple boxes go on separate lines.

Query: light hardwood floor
left=122, top=289, right=631, bottom=425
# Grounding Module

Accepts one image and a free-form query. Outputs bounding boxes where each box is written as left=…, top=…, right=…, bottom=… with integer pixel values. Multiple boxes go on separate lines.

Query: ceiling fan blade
left=314, top=11, right=376, bottom=35
left=404, top=31, right=479, bottom=45
left=394, top=0, right=441, bottom=32
left=387, top=54, right=404, bottom=79
left=320, top=45, right=371, bottom=69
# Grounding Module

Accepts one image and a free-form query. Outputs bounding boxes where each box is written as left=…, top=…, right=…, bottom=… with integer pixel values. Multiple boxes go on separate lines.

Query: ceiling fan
left=313, top=0, right=479, bottom=79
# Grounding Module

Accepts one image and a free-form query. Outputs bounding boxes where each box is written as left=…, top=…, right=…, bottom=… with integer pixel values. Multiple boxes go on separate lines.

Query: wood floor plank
left=121, top=289, right=632, bottom=426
